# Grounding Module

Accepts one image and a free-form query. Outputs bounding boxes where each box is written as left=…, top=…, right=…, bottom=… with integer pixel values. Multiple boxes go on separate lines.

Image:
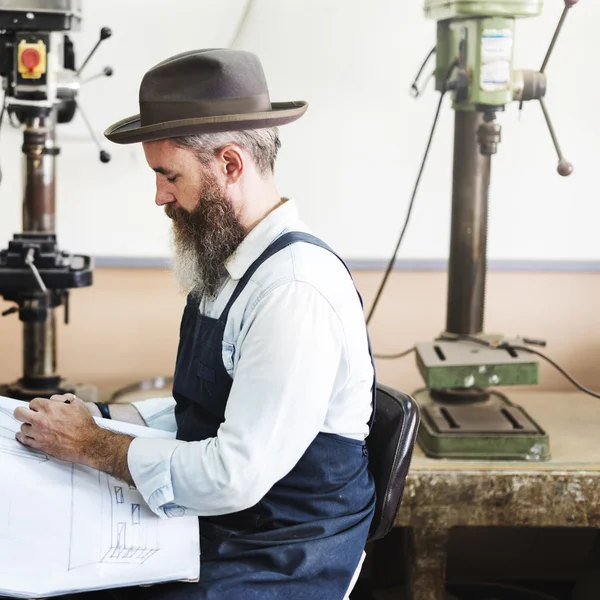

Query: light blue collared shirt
left=127, top=199, right=374, bottom=518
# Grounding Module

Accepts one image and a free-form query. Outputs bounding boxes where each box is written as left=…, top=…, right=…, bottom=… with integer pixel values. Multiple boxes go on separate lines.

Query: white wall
left=0, top=0, right=598, bottom=262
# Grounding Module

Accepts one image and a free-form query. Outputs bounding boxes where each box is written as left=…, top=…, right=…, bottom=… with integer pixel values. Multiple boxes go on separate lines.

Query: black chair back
left=366, top=383, right=420, bottom=543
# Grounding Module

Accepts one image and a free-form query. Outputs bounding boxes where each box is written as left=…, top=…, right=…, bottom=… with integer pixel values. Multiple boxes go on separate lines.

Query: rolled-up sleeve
left=132, top=396, right=178, bottom=432
left=127, top=437, right=186, bottom=517
left=126, top=281, right=347, bottom=518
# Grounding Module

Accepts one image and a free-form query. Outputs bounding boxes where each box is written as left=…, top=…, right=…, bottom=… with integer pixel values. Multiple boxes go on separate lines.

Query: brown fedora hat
left=104, top=48, right=308, bottom=144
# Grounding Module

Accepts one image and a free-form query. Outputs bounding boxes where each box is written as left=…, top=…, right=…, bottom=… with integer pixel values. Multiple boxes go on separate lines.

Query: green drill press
left=413, top=0, right=579, bottom=461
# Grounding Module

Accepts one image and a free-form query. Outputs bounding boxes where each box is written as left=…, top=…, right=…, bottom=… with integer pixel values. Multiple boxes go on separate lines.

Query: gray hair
left=174, top=127, right=281, bottom=177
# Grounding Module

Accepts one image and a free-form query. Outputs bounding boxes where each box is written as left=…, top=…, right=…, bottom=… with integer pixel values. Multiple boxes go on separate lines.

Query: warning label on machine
left=480, top=28, right=513, bottom=92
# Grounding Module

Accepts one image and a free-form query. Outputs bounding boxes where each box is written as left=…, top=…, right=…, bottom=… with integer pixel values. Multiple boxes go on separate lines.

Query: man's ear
left=218, top=145, right=244, bottom=184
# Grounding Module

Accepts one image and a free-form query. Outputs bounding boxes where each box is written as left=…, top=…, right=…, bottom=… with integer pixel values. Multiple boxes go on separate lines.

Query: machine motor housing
left=424, top=0, right=543, bottom=20
left=0, top=0, right=81, bottom=31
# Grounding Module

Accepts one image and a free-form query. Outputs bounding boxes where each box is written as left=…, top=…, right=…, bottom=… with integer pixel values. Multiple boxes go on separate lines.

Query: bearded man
left=13, top=49, right=376, bottom=599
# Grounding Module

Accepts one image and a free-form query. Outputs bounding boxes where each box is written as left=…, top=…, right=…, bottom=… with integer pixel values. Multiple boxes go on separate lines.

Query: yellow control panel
left=17, top=39, right=47, bottom=80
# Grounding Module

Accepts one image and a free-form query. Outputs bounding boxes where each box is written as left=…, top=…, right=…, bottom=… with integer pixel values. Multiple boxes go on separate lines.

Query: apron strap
left=218, top=232, right=331, bottom=321
left=218, top=231, right=377, bottom=431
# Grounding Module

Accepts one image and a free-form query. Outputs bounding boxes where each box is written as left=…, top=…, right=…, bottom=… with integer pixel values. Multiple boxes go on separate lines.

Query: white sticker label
left=480, top=28, right=513, bottom=92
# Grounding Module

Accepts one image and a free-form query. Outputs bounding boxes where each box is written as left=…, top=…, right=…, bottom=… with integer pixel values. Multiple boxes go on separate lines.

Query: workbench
left=395, top=391, right=600, bottom=600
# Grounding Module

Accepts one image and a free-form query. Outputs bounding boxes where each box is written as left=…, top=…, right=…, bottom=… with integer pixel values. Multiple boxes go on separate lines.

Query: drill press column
left=21, top=113, right=60, bottom=390
left=23, top=109, right=58, bottom=233
left=22, top=114, right=57, bottom=233
left=23, top=308, right=57, bottom=385
left=446, top=110, right=490, bottom=336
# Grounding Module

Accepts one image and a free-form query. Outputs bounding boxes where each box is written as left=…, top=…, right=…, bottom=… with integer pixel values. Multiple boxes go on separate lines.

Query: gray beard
left=171, top=236, right=207, bottom=301
left=167, top=178, right=246, bottom=301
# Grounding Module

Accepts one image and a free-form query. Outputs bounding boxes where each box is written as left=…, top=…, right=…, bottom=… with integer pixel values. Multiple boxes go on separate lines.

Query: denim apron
left=155, top=232, right=376, bottom=599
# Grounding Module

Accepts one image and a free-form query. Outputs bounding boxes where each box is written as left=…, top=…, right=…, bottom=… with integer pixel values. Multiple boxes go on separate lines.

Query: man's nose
left=155, top=182, right=175, bottom=206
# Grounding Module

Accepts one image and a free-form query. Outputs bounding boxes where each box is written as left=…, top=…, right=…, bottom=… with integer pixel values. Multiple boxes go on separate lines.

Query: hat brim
left=104, top=101, right=308, bottom=144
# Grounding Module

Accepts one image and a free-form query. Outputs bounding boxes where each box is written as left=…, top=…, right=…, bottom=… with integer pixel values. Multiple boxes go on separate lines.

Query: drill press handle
left=52, top=27, right=114, bottom=162
left=77, top=27, right=113, bottom=76
left=539, top=96, right=573, bottom=176
left=71, top=27, right=115, bottom=164
left=541, top=0, right=578, bottom=73
left=536, top=0, right=579, bottom=176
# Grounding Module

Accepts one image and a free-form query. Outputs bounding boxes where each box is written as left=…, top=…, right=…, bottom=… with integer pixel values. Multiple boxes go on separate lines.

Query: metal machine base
left=414, top=389, right=550, bottom=461
left=0, top=379, right=99, bottom=402
left=416, top=339, right=539, bottom=390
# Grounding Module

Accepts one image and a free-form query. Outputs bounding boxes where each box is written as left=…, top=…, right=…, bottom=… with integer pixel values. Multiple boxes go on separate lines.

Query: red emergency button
left=21, top=48, right=41, bottom=71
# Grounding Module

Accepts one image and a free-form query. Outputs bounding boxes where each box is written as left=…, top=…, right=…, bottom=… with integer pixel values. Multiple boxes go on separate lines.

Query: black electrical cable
left=365, top=94, right=444, bottom=325
left=440, top=336, right=600, bottom=400
left=373, top=346, right=415, bottom=360
left=366, top=62, right=457, bottom=326
left=410, top=46, right=436, bottom=97
left=508, top=344, right=600, bottom=400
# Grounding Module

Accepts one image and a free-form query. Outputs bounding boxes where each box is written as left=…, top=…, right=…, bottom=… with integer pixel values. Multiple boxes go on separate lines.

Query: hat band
left=139, top=93, right=271, bottom=126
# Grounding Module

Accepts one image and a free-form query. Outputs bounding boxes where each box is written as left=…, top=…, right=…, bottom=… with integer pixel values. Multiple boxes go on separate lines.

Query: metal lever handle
left=81, top=66, right=114, bottom=85
left=24, top=248, right=48, bottom=293
left=75, top=100, right=111, bottom=163
left=537, top=1, right=578, bottom=176
left=77, top=27, right=113, bottom=76
left=540, top=0, right=578, bottom=73
left=72, top=28, right=113, bottom=162
left=2, top=306, right=18, bottom=317
left=518, top=1, right=577, bottom=115
left=539, top=97, right=573, bottom=176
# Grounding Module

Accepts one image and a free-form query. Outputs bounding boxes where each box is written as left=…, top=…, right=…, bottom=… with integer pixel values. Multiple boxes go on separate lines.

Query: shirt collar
left=225, top=198, right=300, bottom=281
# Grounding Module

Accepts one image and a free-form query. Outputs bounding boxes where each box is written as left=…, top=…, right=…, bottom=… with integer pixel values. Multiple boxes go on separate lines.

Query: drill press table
left=394, top=391, right=600, bottom=600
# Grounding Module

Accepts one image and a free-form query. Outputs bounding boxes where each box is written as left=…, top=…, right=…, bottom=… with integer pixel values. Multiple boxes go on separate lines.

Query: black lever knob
left=100, top=150, right=111, bottom=163
left=81, top=66, right=114, bottom=85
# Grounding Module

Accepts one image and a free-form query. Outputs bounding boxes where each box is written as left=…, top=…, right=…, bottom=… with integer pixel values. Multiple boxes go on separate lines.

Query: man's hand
left=13, top=394, right=135, bottom=485
left=14, top=394, right=99, bottom=464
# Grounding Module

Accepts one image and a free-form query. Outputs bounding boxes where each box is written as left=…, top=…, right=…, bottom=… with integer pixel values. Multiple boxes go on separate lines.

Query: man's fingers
left=29, top=397, right=50, bottom=411
left=13, top=406, right=39, bottom=424
left=15, top=431, right=41, bottom=449
left=49, top=393, right=79, bottom=405
left=20, top=422, right=33, bottom=436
